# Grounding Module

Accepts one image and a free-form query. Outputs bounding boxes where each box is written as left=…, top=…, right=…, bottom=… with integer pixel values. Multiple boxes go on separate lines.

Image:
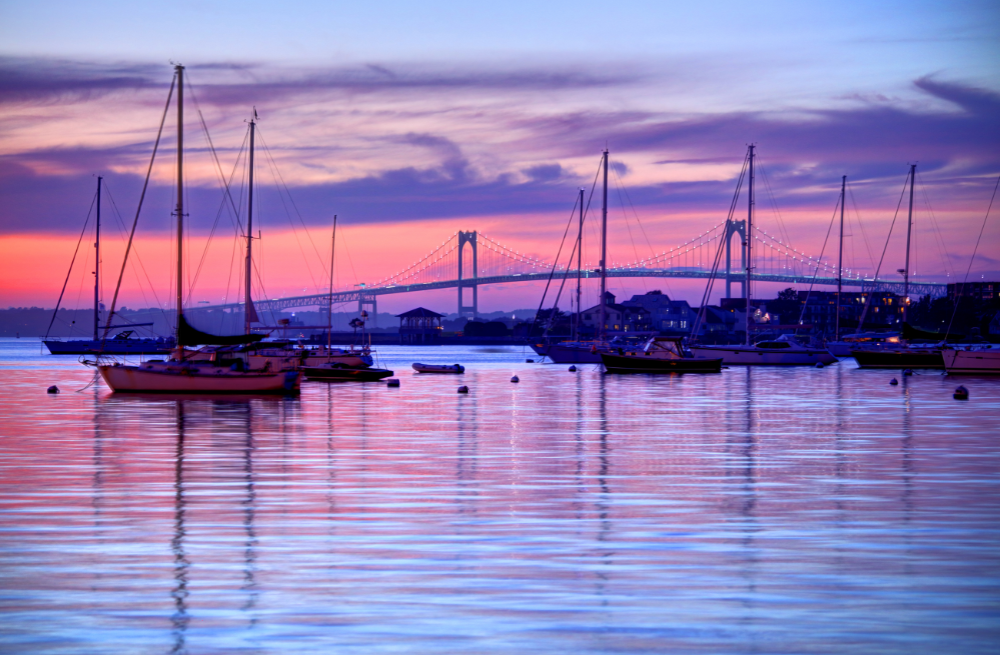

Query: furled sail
left=177, top=314, right=263, bottom=346
left=901, top=322, right=960, bottom=342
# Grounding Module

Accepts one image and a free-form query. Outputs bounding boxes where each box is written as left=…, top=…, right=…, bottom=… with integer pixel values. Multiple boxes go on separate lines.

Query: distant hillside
left=1, top=306, right=540, bottom=337
left=0, top=307, right=176, bottom=338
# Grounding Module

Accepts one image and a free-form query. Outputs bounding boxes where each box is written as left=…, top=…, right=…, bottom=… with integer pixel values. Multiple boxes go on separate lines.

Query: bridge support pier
left=725, top=220, right=747, bottom=300
left=457, top=231, right=478, bottom=318
left=358, top=293, right=377, bottom=327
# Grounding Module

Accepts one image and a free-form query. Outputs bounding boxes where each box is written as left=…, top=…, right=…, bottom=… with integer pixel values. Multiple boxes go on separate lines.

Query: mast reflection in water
left=1, top=342, right=999, bottom=654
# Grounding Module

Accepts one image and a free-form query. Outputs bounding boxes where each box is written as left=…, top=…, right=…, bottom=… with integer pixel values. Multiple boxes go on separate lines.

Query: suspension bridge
left=192, top=220, right=946, bottom=321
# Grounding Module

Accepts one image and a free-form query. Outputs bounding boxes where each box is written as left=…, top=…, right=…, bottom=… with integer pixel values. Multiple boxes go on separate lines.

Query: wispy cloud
left=1, top=58, right=997, bottom=241
left=0, top=57, right=641, bottom=107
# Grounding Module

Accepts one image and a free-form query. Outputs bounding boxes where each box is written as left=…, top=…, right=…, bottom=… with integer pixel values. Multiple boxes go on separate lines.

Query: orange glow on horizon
left=2, top=199, right=994, bottom=313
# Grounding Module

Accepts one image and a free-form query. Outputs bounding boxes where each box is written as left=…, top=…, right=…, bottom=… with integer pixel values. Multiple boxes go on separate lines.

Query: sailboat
left=292, top=213, right=375, bottom=370
left=43, top=177, right=174, bottom=355
left=600, top=336, right=723, bottom=374
left=942, top=346, right=1000, bottom=374
left=302, top=216, right=394, bottom=382
left=822, top=174, right=871, bottom=357
left=185, top=121, right=373, bottom=372
left=942, top=172, right=1000, bottom=375
left=688, top=145, right=838, bottom=366
left=849, top=165, right=945, bottom=369
left=97, top=65, right=302, bottom=394
left=531, top=149, right=618, bottom=364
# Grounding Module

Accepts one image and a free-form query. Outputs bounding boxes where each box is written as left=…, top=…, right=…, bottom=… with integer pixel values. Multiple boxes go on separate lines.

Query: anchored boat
left=690, top=335, right=838, bottom=366
left=412, top=363, right=465, bottom=374
left=302, top=364, right=395, bottom=382
left=46, top=330, right=175, bottom=355
left=95, top=65, right=300, bottom=394
left=601, top=337, right=723, bottom=374
left=943, top=346, right=1000, bottom=374
left=43, top=176, right=174, bottom=355
left=851, top=347, right=944, bottom=369
left=530, top=341, right=605, bottom=364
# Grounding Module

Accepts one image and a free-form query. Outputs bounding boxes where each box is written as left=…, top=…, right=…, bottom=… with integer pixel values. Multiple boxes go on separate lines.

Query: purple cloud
left=1, top=60, right=997, bottom=239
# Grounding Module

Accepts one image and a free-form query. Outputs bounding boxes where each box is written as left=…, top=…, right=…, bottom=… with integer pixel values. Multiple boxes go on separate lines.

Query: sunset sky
left=1, top=1, right=998, bottom=314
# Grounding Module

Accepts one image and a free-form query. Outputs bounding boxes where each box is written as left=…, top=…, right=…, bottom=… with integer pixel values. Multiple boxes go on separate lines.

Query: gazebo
left=396, top=307, right=444, bottom=344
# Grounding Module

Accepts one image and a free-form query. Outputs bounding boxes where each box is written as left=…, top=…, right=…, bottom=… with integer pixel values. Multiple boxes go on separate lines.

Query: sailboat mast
left=575, top=187, right=583, bottom=341
left=245, top=116, right=255, bottom=335
left=599, top=149, right=608, bottom=341
left=94, top=176, right=102, bottom=341
left=903, top=163, right=915, bottom=323
left=327, top=215, right=337, bottom=355
left=175, top=64, right=184, bottom=356
left=745, top=144, right=755, bottom=346
left=836, top=175, right=845, bottom=341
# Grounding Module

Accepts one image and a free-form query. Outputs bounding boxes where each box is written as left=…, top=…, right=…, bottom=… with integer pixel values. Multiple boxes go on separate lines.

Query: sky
left=1, top=0, right=998, bottom=314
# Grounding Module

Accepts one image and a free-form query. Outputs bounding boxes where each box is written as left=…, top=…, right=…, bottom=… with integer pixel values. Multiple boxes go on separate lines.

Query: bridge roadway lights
left=190, top=271, right=946, bottom=314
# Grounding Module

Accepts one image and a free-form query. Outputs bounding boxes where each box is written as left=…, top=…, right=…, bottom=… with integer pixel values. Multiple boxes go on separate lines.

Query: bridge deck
left=191, top=269, right=946, bottom=314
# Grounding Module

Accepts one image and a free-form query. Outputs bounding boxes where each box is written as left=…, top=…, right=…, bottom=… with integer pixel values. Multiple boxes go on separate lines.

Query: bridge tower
left=358, top=293, right=377, bottom=327
left=457, top=231, right=478, bottom=318
left=724, top=220, right=747, bottom=299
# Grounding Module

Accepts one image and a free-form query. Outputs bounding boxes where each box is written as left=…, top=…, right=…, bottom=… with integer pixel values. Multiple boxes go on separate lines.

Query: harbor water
left=1, top=338, right=998, bottom=653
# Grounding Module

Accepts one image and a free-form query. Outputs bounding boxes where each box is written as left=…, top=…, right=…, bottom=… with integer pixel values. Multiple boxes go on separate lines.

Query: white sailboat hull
left=690, top=345, right=838, bottom=366
left=98, top=362, right=301, bottom=394
left=942, top=348, right=1000, bottom=374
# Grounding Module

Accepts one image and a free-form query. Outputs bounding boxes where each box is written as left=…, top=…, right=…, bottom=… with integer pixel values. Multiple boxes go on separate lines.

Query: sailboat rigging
left=186, top=115, right=374, bottom=372
left=302, top=214, right=394, bottom=382
left=851, top=164, right=947, bottom=369
left=689, top=145, right=838, bottom=365
left=43, top=177, right=170, bottom=355
left=530, top=149, right=622, bottom=364
left=94, top=65, right=301, bottom=394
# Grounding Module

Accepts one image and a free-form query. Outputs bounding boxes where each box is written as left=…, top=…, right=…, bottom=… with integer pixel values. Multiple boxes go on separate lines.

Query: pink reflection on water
left=1, top=354, right=999, bottom=652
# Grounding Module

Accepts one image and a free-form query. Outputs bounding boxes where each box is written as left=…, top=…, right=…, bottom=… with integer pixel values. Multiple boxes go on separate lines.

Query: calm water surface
left=1, top=338, right=998, bottom=653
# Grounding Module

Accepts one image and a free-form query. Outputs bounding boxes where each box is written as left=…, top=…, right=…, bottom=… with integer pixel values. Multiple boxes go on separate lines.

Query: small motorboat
left=303, top=363, right=395, bottom=382
left=412, top=363, right=465, bottom=374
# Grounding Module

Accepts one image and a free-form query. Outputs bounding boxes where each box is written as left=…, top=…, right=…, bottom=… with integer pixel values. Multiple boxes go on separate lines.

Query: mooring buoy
left=903, top=369, right=913, bottom=376
left=47, top=385, right=59, bottom=394
left=386, top=378, right=400, bottom=387
left=525, top=358, right=534, bottom=363
left=569, top=365, right=577, bottom=372
left=510, top=375, right=519, bottom=383
left=815, top=363, right=824, bottom=368
left=890, top=378, right=898, bottom=385
left=954, top=385, right=969, bottom=400
left=457, top=385, right=469, bottom=394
